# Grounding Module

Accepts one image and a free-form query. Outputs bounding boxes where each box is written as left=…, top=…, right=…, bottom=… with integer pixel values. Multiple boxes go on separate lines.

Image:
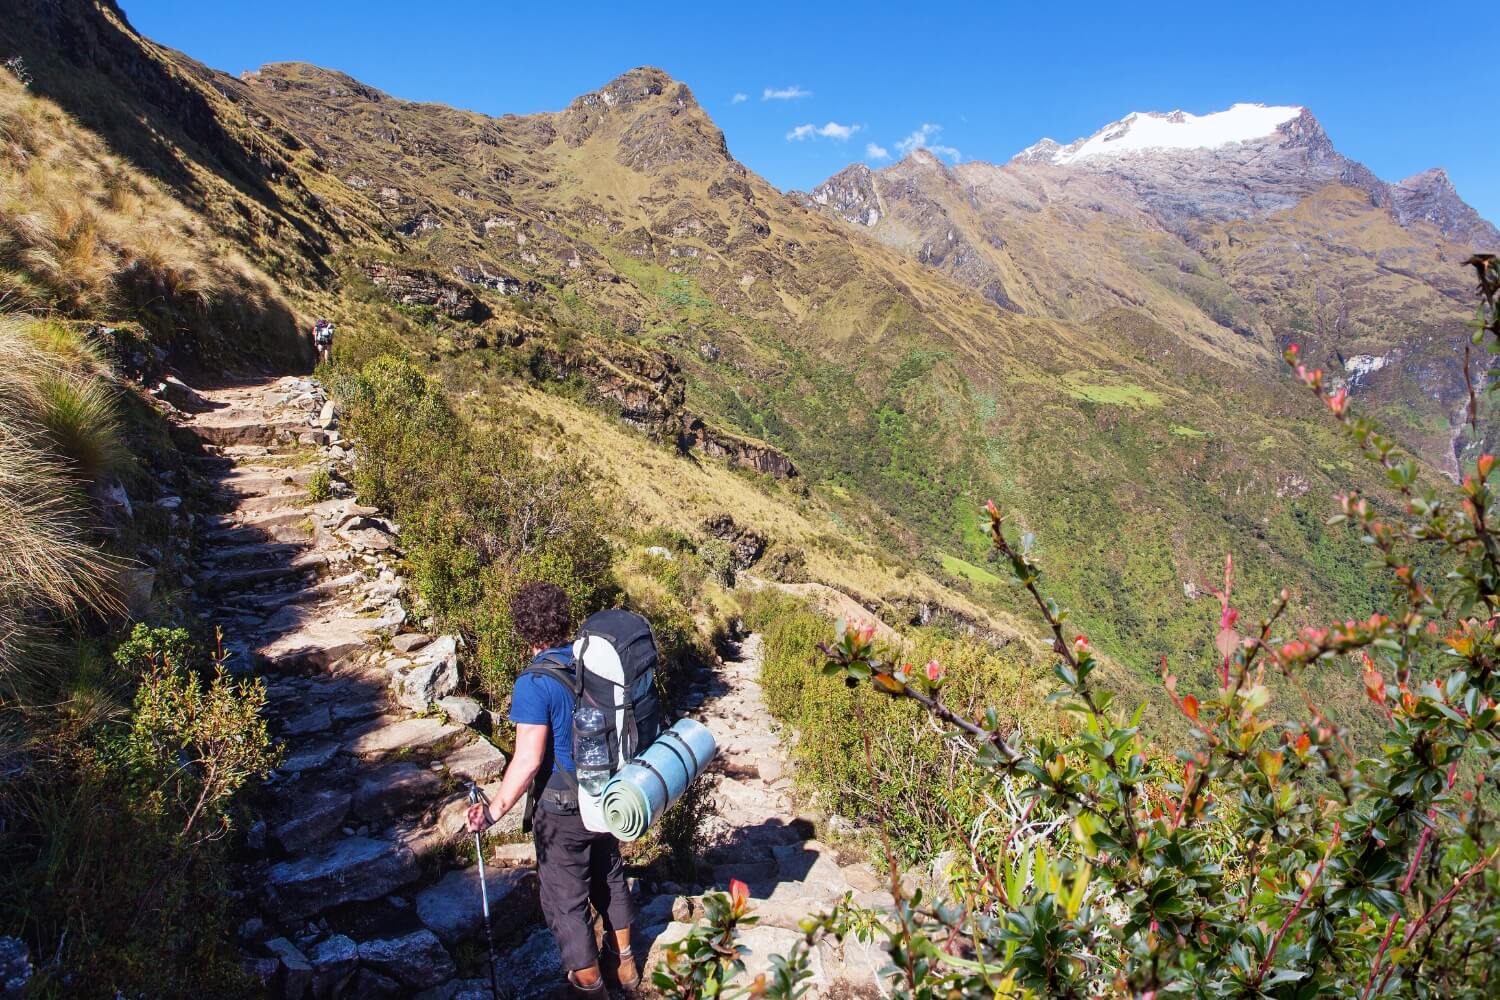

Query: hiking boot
left=604, top=947, right=641, bottom=991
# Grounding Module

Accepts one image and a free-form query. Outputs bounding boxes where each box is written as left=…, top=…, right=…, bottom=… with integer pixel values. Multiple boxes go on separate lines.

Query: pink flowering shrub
left=657, top=257, right=1500, bottom=998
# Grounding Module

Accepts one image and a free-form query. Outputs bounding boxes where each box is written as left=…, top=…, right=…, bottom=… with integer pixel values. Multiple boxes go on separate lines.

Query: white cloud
left=731, top=92, right=748, bottom=104
left=866, top=142, right=890, bottom=161
left=763, top=85, right=812, bottom=101
left=786, top=121, right=861, bottom=142
left=894, top=123, right=961, bottom=162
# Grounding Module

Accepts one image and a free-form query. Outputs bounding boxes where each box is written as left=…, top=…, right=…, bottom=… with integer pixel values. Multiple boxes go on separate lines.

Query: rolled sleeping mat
left=602, top=718, right=717, bottom=842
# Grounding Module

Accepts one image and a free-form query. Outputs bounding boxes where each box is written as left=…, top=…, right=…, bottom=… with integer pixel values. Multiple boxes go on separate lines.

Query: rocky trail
left=180, top=376, right=887, bottom=999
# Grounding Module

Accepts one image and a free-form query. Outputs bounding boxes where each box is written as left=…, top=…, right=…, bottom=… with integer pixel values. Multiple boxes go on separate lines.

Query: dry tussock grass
left=0, top=73, right=296, bottom=353
left=0, top=318, right=121, bottom=682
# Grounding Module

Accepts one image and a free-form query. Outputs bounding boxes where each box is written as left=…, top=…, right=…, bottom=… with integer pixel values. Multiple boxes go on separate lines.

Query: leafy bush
left=656, top=259, right=1500, bottom=998
left=305, top=464, right=332, bottom=502
left=1, top=626, right=273, bottom=997
left=329, top=354, right=614, bottom=701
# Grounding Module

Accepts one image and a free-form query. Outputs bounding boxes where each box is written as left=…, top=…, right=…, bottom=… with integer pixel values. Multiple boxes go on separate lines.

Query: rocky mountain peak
left=569, top=66, right=697, bottom=115
left=807, top=163, right=881, bottom=226
left=1392, top=167, right=1500, bottom=247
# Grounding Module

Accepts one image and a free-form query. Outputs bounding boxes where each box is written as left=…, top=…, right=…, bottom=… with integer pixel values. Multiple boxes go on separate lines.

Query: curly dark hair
left=510, top=581, right=572, bottom=649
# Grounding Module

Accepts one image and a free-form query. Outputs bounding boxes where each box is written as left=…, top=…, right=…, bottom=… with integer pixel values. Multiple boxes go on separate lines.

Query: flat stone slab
left=347, top=716, right=461, bottom=758
left=353, top=762, right=443, bottom=820
left=414, top=865, right=535, bottom=945
left=279, top=740, right=340, bottom=774
left=390, top=633, right=432, bottom=654
left=273, top=787, right=351, bottom=853
left=281, top=704, right=332, bottom=737
left=443, top=737, right=506, bottom=783
left=264, top=836, right=419, bottom=920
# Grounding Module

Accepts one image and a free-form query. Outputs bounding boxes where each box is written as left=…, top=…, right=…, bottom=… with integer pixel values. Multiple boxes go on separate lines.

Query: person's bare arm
left=467, top=723, right=548, bottom=831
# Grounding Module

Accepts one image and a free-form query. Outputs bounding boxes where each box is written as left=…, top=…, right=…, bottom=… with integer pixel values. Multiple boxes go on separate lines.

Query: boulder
left=273, top=788, right=351, bottom=853
left=309, top=934, right=358, bottom=998
left=395, top=655, right=459, bottom=712
left=437, top=696, right=484, bottom=726
left=265, top=937, right=312, bottom=1000
left=358, top=930, right=456, bottom=989
left=414, top=865, right=535, bottom=945
left=316, top=399, right=338, bottom=429
left=116, top=567, right=155, bottom=619
left=155, top=376, right=211, bottom=413
left=265, top=837, right=420, bottom=919
left=435, top=782, right=521, bottom=841
left=353, top=762, right=443, bottom=820
left=491, top=927, right=561, bottom=1000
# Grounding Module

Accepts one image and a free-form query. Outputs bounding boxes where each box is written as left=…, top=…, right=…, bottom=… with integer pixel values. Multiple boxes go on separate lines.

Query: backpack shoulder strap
left=522, top=651, right=580, bottom=696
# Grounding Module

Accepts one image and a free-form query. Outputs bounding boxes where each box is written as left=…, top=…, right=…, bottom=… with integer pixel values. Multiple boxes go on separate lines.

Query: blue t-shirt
left=509, top=646, right=576, bottom=776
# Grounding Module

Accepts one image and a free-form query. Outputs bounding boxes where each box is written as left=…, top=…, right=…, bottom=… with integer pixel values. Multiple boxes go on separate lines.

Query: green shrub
left=698, top=538, right=736, bottom=587
left=330, top=354, right=614, bottom=703
left=306, top=464, right=332, bottom=502
left=1, top=624, right=273, bottom=998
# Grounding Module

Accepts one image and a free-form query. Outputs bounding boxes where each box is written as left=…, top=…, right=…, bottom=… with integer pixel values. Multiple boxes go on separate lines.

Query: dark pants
left=533, top=805, right=635, bottom=971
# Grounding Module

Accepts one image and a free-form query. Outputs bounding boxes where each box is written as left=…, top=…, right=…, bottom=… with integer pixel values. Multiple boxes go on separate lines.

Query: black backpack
left=522, top=609, right=663, bottom=831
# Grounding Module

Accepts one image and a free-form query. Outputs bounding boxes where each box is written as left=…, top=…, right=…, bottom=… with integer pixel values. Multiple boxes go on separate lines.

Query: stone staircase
left=181, top=377, right=888, bottom=1000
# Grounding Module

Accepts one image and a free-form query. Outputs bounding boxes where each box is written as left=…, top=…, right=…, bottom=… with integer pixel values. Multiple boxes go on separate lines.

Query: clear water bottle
left=574, top=705, right=611, bottom=796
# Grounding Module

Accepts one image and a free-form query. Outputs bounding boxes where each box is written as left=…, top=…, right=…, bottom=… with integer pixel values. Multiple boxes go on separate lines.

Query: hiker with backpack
left=312, top=319, right=334, bottom=364
left=466, top=581, right=662, bottom=997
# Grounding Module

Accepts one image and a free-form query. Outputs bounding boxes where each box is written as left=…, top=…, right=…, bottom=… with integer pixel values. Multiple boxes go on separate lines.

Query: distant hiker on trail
left=311, top=319, right=334, bottom=364
left=466, top=582, right=643, bottom=997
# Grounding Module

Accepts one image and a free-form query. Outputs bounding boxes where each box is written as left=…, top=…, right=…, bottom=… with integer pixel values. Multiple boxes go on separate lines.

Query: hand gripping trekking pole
left=468, top=783, right=507, bottom=1000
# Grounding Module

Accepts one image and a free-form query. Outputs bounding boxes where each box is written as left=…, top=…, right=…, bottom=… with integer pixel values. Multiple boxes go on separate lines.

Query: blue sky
left=123, top=0, right=1498, bottom=223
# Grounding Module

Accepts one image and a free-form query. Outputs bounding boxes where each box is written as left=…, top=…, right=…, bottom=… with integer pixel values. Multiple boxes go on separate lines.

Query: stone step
left=220, top=571, right=363, bottom=615
left=256, top=606, right=403, bottom=670
left=196, top=553, right=327, bottom=597
left=206, top=506, right=313, bottom=536
left=346, top=716, right=463, bottom=760
left=192, top=415, right=307, bottom=447
left=263, top=836, right=420, bottom=920
left=414, top=866, right=536, bottom=946
left=212, top=489, right=313, bottom=516
left=199, top=540, right=314, bottom=571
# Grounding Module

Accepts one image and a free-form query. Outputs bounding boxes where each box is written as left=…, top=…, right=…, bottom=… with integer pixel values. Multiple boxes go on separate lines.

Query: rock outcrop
left=362, top=261, right=489, bottom=321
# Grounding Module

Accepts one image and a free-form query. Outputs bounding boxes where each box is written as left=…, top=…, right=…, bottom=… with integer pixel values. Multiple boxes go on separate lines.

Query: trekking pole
left=468, top=783, right=507, bottom=1000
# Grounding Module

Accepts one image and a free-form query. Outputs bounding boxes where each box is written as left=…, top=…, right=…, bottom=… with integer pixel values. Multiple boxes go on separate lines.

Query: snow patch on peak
left=1037, top=103, right=1305, bottom=165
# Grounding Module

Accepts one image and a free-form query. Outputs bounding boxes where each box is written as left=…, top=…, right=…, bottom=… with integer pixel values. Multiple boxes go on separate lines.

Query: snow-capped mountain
left=1008, top=103, right=1497, bottom=243
left=1016, top=103, right=1306, bottom=165
left=802, top=102, right=1500, bottom=474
